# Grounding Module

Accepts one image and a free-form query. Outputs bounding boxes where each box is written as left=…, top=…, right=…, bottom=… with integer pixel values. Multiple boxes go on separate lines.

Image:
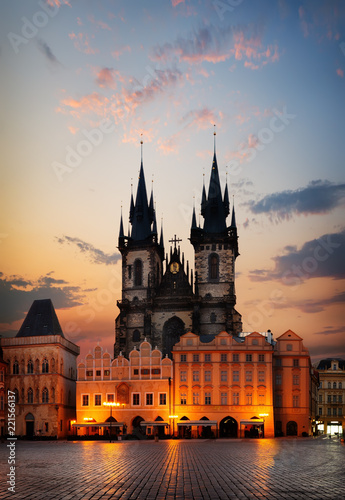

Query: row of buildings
left=1, top=140, right=344, bottom=439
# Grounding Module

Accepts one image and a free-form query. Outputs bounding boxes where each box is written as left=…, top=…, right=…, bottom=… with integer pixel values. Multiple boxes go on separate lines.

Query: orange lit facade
left=316, top=358, right=345, bottom=436
left=172, top=331, right=275, bottom=438
left=75, top=341, right=173, bottom=438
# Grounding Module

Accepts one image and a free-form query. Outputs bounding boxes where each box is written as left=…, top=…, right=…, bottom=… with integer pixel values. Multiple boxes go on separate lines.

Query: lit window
left=180, top=393, right=187, bottom=405
left=95, top=394, right=101, bottom=406
left=232, top=392, right=239, bottom=405
left=246, top=393, right=252, bottom=405
left=86, top=371, right=93, bottom=377
left=104, top=370, right=110, bottom=376
left=193, top=392, right=199, bottom=405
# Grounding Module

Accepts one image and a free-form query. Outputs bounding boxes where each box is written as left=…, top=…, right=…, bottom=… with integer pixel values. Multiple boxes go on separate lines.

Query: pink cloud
left=171, top=0, right=185, bottom=6
left=157, top=134, right=179, bottom=155
left=182, top=108, right=219, bottom=130
left=111, top=45, right=131, bottom=60
left=95, top=68, right=118, bottom=89
left=58, top=92, right=109, bottom=120
left=88, top=14, right=111, bottom=31
left=69, top=32, right=99, bottom=54
left=336, top=68, right=344, bottom=78
left=68, top=126, right=79, bottom=135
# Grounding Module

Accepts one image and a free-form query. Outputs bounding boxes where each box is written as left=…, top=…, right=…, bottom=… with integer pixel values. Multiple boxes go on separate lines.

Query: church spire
left=119, top=206, right=124, bottom=238
left=231, top=196, right=237, bottom=227
left=191, top=198, right=197, bottom=230
left=130, top=138, right=152, bottom=241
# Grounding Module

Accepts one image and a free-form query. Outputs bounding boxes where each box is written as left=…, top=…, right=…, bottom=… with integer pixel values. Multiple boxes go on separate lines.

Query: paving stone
left=0, top=438, right=344, bottom=499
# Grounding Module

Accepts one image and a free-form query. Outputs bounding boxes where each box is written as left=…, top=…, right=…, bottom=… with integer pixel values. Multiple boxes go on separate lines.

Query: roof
left=316, top=358, right=345, bottom=370
left=16, top=299, right=64, bottom=338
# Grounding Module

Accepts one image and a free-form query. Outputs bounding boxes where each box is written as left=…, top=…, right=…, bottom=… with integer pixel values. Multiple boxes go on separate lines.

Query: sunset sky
left=1, top=0, right=344, bottom=363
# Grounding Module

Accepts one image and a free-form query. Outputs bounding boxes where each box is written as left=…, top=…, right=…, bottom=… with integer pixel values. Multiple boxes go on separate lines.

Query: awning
left=240, top=420, right=264, bottom=426
left=177, top=420, right=218, bottom=427
left=140, top=421, right=169, bottom=427
left=72, top=422, right=125, bottom=428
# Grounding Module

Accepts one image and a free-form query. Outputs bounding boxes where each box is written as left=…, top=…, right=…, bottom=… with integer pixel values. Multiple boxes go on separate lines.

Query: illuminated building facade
left=316, top=358, right=345, bottom=436
left=2, top=299, right=79, bottom=438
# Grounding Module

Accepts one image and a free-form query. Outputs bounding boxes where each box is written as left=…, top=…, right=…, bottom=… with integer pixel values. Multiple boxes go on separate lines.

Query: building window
left=319, top=394, right=323, bottom=403
left=232, top=392, right=239, bottom=405
left=258, top=393, right=265, bottom=405
left=293, top=395, right=299, bottom=408
left=333, top=382, right=337, bottom=389
left=275, top=358, right=282, bottom=367
left=27, top=388, right=34, bottom=404
left=333, top=364, right=337, bottom=370
left=107, top=394, right=115, bottom=403
left=319, top=407, right=322, bottom=415
left=327, top=395, right=331, bottom=403
left=180, top=371, right=187, bottom=382
left=13, top=361, right=19, bottom=375
left=328, top=382, right=331, bottom=389
left=205, top=354, right=211, bottom=362
left=132, top=329, right=140, bottom=342
left=287, top=344, right=292, bottom=351
left=180, top=393, right=187, bottom=405
left=132, top=393, right=140, bottom=406
left=159, top=393, right=166, bottom=405
left=293, top=359, right=299, bottom=367
left=205, top=370, right=211, bottom=382
left=233, top=354, right=239, bottom=362
left=82, top=394, right=89, bottom=406
left=193, top=392, right=199, bottom=405
left=193, top=371, right=199, bottom=382
left=134, top=259, right=143, bottom=286
left=210, top=312, right=217, bottom=323
left=14, top=388, right=19, bottom=403
left=275, top=394, right=282, bottom=407
left=339, top=382, right=342, bottom=389
left=246, top=354, right=252, bottom=362
left=96, top=370, right=101, bottom=377
left=27, top=360, right=34, bottom=374
left=233, top=370, right=239, bottom=382
left=86, top=371, right=93, bottom=377
left=246, top=393, right=252, bottom=405
left=245, top=371, right=252, bottom=383
left=42, top=388, right=49, bottom=403
left=193, top=354, right=200, bottom=362
left=104, top=370, right=110, bottom=376
left=333, top=408, right=337, bottom=416
left=258, top=354, right=265, bottom=362
left=333, top=395, right=337, bottom=403
left=338, top=408, right=343, bottom=416
left=146, top=393, right=153, bottom=406
left=275, top=374, right=282, bottom=385
left=220, top=370, right=227, bottom=382
left=152, top=369, right=160, bottom=375
left=141, top=369, right=150, bottom=375
left=42, top=359, right=49, bottom=373
left=258, top=371, right=265, bottom=383
left=221, top=392, right=228, bottom=405
left=205, top=393, right=211, bottom=405
left=327, top=408, right=331, bottom=416
left=209, top=254, right=219, bottom=280
left=221, top=354, right=227, bottom=362
left=339, top=395, right=343, bottom=403
left=180, top=354, right=187, bottom=362
left=293, top=375, right=300, bottom=386
left=95, top=394, right=101, bottom=406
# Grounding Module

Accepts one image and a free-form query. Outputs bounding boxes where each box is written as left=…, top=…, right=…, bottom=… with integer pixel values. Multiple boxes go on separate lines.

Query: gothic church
left=114, top=136, right=242, bottom=358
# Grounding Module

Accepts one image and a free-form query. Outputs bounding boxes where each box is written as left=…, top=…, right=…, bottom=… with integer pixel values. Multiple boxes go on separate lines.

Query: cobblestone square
left=0, top=437, right=344, bottom=500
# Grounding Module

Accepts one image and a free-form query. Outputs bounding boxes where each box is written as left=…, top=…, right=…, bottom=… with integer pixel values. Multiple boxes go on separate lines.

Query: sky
left=0, top=0, right=344, bottom=363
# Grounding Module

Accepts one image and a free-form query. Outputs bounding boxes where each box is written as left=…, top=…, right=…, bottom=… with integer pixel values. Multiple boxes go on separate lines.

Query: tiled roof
left=16, top=299, right=64, bottom=338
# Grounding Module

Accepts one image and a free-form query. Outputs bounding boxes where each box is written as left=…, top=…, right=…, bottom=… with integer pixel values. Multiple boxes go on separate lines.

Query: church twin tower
left=115, top=136, right=242, bottom=358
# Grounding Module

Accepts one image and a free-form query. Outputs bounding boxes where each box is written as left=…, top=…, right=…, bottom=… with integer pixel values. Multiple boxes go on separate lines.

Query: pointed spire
left=130, top=137, right=152, bottom=241
left=231, top=196, right=237, bottom=227
left=119, top=206, right=124, bottom=238
left=201, top=172, right=207, bottom=216
left=160, top=219, right=164, bottom=248
left=223, top=170, right=229, bottom=217
left=191, top=197, right=197, bottom=230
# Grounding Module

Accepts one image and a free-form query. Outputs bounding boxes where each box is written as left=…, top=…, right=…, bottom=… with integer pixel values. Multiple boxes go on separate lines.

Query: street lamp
left=259, top=413, right=269, bottom=438
left=169, top=415, right=178, bottom=438
left=103, top=402, right=120, bottom=442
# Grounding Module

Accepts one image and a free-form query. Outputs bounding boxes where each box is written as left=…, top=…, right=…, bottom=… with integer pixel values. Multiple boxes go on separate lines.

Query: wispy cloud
left=111, top=45, right=131, bottom=60
left=69, top=32, right=99, bottom=54
left=182, top=108, right=219, bottom=129
left=56, top=236, right=121, bottom=266
left=248, top=229, right=345, bottom=283
left=37, top=39, right=61, bottom=66
left=248, top=181, right=345, bottom=221
left=95, top=67, right=118, bottom=88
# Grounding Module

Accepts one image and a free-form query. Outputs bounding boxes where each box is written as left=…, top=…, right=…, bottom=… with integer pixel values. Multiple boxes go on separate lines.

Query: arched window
left=209, top=254, right=219, bottom=280
left=134, top=259, right=142, bottom=286
left=42, top=359, right=49, bottom=373
left=339, top=382, right=342, bottom=389
left=132, top=329, right=140, bottom=342
left=27, top=360, right=34, bottom=374
left=27, top=388, right=33, bottom=404
left=13, top=361, right=19, bottom=375
left=328, top=382, right=331, bottom=388
left=42, top=388, right=49, bottom=403
left=333, top=382, right=337, bottom=389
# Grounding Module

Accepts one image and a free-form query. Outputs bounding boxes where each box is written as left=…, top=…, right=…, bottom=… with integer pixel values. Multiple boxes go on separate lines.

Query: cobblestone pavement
left=0, top=437, right=344, bottom=500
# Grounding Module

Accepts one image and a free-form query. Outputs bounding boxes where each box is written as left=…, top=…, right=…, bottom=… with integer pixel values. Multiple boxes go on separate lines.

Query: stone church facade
left=115, top=138, right=242, bottom=358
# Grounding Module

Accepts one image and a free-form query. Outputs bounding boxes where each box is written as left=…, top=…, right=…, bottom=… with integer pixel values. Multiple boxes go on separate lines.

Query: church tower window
left=209, top=253, right=219, bottom=280
left=134, top=259, right=143, bottom=286
left=132, top=329, right=140, bottom=342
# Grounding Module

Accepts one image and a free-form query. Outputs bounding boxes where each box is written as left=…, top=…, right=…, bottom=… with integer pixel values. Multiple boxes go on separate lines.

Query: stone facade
left=316, top=358, right=345, bottom=436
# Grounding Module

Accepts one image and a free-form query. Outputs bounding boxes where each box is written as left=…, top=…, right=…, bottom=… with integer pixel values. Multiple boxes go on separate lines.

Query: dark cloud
left=37, top=39, right=61, bottom=65
left=0, top=274, right=83, bottom=324
left=248, top=181, right=345, bottom=221
left=248, top=229, right=345, bottom=283
left=56, top=235, right=121, bottom=266
left=314, top=325, right=345, bottom=336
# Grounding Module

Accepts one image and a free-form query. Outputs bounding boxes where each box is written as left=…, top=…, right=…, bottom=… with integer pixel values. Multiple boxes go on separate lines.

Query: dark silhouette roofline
left=16, top=299, right=64, bottom=338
